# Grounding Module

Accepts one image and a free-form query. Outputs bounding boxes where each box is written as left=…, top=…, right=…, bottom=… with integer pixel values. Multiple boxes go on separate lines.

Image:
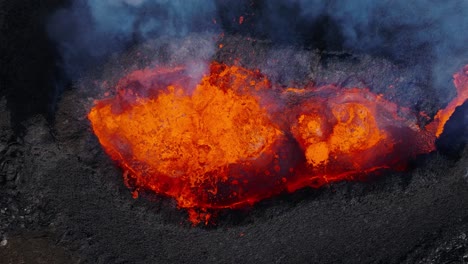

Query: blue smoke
left=48, top=0, right=219, bottom=78
left=49, top=0, right=468, bottom=94
left=259, top=0, right=468, bottom=91
left=339, top=0, right=468, bottom=95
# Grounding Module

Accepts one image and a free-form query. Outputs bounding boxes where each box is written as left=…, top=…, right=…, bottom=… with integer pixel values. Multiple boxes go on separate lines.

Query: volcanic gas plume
left=88, top=62, right=468, bottom=224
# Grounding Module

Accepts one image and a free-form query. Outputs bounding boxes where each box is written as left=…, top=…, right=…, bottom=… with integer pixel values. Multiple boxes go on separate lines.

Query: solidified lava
left=88, top=62, right=468, bottom=224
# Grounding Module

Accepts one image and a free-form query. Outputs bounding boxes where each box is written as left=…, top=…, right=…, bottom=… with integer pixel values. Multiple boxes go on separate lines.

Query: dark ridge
left=436, top=101, right=468, bottom=159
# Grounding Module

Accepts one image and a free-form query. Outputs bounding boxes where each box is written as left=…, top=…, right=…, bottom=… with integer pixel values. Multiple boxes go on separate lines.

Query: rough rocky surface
left=1, top=41, right=468, bottom=263
left=1, top=1, right=468, bottom=262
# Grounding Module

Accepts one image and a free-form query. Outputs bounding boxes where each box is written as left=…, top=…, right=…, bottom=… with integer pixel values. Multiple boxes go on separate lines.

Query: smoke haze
left=48, top=0, right=468, bottom=93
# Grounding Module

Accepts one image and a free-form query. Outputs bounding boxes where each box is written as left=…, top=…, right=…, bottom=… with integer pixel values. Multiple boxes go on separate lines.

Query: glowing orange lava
left=427, top=65, right=468, bottom=137
left=88, top=62, right=468, bottom=224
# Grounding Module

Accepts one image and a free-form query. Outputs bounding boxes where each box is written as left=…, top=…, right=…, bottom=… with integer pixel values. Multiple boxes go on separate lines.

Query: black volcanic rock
left=1, top=1, right=468, bottom=262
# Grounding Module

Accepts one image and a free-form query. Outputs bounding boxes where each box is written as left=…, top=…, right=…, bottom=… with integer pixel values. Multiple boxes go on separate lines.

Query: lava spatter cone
left=88, top=62, right=468, bottom=225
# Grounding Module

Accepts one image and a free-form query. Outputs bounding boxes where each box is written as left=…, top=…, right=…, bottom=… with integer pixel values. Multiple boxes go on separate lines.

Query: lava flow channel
left=88, top=63, right=468, bottom=224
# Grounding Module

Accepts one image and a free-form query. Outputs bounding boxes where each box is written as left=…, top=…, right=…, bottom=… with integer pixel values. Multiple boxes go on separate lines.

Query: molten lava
left=88, top=62, right=468, bottom=224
